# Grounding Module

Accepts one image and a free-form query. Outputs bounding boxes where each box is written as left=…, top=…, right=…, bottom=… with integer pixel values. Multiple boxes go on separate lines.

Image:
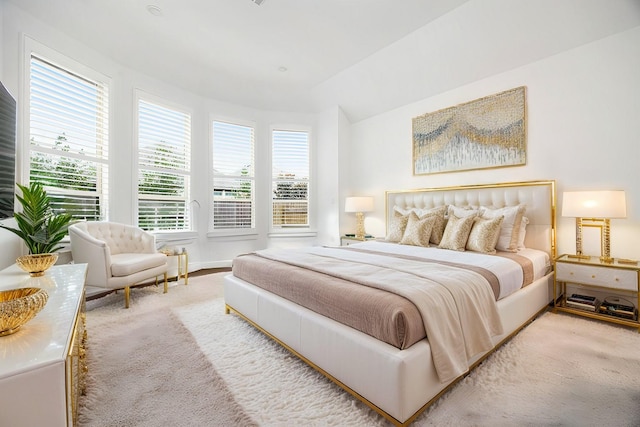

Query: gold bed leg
left=163, top=272, right=168, bottom=294
left=224, top=305, right=230, bottom=315
left=124, top=286, right=130, bottom=309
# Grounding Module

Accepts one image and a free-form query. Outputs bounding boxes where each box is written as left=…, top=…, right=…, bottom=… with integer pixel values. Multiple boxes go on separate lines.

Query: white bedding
left=350, top=240, right=550, bottom=299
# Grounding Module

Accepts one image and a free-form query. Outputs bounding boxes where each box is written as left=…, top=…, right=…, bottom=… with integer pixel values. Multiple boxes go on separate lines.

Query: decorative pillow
left=420, top=206, right=447, bottom=245
left=517, top=216, right=529, bottom=249
left=480, top=205, right=526, bottom=252
left=400, top=212, right=437, bottom=247
left=448, top=205, right=479, bottom=218
left=386, top=210, right=409, bottom=242
left=438, top=212, right=477, bottom=251
left=466, top=215, right=504, bottom=254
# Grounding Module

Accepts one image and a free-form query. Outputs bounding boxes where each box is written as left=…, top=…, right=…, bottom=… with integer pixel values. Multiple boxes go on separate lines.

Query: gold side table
left=160, top=249, right=189, bottom=290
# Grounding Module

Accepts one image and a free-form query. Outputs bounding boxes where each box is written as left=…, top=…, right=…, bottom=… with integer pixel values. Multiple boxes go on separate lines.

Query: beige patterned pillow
left=423, top=205, right=448, bottom=245
left=400, top=212, right=437, bottom=247
left=386, top=210, right=409, bottom=242
left=438, top=212, right=477, bottom=251
left=466, top=215, right=504, bottom=254
left=480, top=204, right=526, bottom=252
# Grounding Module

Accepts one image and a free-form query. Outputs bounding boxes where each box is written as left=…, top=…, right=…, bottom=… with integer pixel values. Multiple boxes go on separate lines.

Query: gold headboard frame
left=385, top=180, right=557, bottom=258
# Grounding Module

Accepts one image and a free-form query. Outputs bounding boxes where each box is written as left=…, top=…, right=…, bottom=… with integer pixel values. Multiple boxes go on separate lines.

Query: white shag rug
left=80, top=273, right=640, bottom=426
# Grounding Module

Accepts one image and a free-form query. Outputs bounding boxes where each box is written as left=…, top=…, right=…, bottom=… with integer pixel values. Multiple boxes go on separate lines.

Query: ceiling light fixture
left=251, top=0, right=266, bottom=5
left=146, top=5, right=163, bottom=16
left=278, top=66, right=288, bottom=72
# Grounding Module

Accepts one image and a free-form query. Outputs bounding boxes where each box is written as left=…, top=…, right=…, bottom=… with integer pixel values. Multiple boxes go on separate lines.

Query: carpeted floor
left=79, top=272, right=640, bottom=426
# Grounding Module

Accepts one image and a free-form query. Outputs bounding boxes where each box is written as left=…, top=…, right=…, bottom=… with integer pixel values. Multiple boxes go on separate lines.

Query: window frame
left=22, top=37, right=111, bottom=222
left=208, top=116, right=258, bottom=238
left=269, top=125, right=314, bottom=236
left=134, top=90, right=192, bottom=232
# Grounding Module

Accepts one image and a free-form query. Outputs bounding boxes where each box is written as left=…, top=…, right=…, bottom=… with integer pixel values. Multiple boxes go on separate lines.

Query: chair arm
left=69, top=227, right=113, bottom=286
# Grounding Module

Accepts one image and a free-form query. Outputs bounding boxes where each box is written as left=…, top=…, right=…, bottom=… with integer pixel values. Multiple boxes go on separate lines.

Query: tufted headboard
left=385, top=180, right=556, bottom=257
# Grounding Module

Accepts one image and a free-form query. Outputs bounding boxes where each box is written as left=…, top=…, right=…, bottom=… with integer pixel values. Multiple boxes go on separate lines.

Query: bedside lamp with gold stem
left=345, top=196, right=374, bottom=240
left=561, top=190, right=626, bottom=263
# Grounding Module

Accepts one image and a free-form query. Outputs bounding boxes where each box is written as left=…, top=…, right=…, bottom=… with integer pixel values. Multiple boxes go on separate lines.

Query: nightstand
left=554, top=254, right=639, bottom=331
left=340, top=235, right=376, bottom=246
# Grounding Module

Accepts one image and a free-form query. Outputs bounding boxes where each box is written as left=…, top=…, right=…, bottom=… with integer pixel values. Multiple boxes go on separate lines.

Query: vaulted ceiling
left=8, top=0, right=640, bottom=122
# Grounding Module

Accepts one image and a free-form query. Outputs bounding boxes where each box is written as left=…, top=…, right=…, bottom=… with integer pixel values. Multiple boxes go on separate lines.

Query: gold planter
left=0, top=287, right=49, bottom=336
left=16, top=253, right=59, bottom=277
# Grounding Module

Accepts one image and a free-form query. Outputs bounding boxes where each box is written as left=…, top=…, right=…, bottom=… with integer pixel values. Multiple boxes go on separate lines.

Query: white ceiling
left=7, top=0, right=640, bottom=122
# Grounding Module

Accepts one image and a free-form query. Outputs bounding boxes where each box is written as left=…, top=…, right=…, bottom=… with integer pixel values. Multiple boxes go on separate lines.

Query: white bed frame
left=224, top=180, right=557, bottom=426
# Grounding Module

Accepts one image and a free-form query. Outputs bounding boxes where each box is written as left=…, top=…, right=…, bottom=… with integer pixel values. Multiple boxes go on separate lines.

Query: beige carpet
left=79, top=272, right=640, bottom=426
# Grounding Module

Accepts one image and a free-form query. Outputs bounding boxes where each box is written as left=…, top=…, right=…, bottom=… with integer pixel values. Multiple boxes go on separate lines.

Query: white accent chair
left=69, top=222, right=168, bottom=308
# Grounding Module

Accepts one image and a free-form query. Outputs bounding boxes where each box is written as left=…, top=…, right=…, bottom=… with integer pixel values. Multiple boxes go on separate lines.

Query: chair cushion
left=110, top=253, right=167, bottom=277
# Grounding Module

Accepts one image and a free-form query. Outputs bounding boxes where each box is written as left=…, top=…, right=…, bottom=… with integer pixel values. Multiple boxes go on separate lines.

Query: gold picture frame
left=412, top=86, right=526, bottom=175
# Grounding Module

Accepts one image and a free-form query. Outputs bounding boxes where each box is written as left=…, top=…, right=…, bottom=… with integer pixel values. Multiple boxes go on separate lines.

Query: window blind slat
left=137, top=99, right=191, bottom=231
left=212, top=121, right=255, bottom=230
left=29, top=55, right=109, bottom=221
left=272, top=130, right=310, bottom=227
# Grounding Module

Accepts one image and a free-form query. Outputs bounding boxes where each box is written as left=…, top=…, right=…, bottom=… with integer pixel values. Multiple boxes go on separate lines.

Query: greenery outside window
left=137, top=97, right=191, bottom=231
left=28, top=54, right=109, bottom=221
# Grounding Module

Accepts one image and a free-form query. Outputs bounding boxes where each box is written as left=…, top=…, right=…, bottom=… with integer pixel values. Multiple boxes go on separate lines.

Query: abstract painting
left=413, top=86, right=526, bottom=175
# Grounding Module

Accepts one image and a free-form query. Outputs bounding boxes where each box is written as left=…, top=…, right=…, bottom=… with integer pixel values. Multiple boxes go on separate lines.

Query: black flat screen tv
left=0, top=81, right=17, bottom=220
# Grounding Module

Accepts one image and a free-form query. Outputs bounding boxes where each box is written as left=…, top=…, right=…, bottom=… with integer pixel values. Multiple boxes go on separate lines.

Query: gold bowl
left=16, top=253, right=58, bottom=277
left=0, top=287, right=49, bottom=337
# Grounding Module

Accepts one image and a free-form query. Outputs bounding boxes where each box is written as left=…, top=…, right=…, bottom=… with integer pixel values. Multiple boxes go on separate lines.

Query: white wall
left=0, top=3, right=321, bottom=270
left=342, top=26, right=640, bottom=260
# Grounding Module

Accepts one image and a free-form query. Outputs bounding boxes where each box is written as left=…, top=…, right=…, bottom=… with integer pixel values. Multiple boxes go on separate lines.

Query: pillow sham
left=466, top=215, right=504, bottom=254
left=394, top=205, right=447, bottom=245
left=438, top=212, right=477, bottom=251
left=400, top=212, right=437, bottom=247
left=480, top=204, right=526, bottom=252
left=448, top=205, right=479, bottom=218
left=517, top=216, right=529, bottom=249
left=386, top=210, right=409, bottom=242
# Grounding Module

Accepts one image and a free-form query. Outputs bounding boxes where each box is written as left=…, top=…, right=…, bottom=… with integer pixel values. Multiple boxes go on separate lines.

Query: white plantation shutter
left=212, top=121, right=255, bottom=230
left=137, top=99, right=191, bottom=231
left=29, top=55, right=109, bottom=220
left=272, top=129, right=309, bottom=227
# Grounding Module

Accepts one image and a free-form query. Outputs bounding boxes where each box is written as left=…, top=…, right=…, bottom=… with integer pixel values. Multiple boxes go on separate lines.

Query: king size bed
left=224, top=180, right=557, bottom=426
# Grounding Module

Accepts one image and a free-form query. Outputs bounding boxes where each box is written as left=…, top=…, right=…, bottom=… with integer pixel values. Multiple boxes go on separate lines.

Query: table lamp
left=345, top=196, right=374, bottom=239
left=561, top=190, right=626, bottom=263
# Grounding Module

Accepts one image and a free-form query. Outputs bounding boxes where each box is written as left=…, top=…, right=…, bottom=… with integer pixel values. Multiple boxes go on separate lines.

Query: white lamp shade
left=562, top=190, right=626, bottom=218
left=345, top=196, right=374, bottom=213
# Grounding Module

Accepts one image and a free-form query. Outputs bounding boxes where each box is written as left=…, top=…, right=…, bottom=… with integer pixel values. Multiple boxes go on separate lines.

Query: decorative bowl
left=16, top=253, right=58, bottom=277
left=0, top=287, right=49, bottom=337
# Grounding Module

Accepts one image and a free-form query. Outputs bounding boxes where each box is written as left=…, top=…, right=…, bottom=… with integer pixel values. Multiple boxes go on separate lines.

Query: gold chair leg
left=124, top=286, right=130, bottom=309
left=163, top=272, right=168, bottom=294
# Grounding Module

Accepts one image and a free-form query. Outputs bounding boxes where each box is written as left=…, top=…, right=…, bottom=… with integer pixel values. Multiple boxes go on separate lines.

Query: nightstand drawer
left=556, top=263, right=638, bottom=292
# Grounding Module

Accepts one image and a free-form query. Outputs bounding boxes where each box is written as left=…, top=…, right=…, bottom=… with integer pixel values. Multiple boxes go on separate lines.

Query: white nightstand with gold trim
left=340, top=235, right=377, bottom=246
left=553, top=254, right=639, bottom=331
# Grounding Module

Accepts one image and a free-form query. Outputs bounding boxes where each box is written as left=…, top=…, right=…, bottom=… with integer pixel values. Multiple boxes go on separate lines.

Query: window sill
left=207, top=230, right=259, bottom=242
left=153, top=231, right=198, bottom=245
left=268, top=230, right=317, bottom=239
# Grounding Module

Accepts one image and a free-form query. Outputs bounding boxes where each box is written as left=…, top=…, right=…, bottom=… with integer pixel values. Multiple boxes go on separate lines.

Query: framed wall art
left=412, top=86, right=526, bottom=175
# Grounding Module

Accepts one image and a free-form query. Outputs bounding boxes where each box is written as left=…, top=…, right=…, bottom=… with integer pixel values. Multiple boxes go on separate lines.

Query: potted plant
left=0, top=182, right=74, bottom=276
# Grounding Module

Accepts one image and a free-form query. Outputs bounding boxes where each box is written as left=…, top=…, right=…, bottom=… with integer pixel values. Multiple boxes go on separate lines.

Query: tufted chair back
left=74, top=222, right=156, bottom=255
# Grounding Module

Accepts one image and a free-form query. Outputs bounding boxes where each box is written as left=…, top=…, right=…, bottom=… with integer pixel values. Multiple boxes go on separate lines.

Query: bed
left=224, top=180, right=557, bottom=426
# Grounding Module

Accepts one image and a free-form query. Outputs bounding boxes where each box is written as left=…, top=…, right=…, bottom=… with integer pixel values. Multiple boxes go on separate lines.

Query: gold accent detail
left=619, top=259, right=638, bottom=265
left=225, top=302, right=550, bottom=426
left=0, top=287, right=49, bottom=336
left=16, top=253, right=58, bottom=277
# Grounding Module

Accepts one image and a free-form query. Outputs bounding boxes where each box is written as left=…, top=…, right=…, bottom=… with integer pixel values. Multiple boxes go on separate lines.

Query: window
left=212, top=120, right=255, bottom=230
left=137, top=98, right=191, bottom=231
left=28, top=55, right=109, bottom=220
left=272, top=129, right=309, bottom=228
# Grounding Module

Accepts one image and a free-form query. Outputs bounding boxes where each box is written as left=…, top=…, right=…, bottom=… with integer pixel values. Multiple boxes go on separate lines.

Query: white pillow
left=480, top=205, right=526, bottom=253
left=518, top=216, right=529, bottom=249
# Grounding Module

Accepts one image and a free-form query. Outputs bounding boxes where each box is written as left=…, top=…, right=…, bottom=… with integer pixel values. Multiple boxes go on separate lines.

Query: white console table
left=0, top=263, right=87, bottom=427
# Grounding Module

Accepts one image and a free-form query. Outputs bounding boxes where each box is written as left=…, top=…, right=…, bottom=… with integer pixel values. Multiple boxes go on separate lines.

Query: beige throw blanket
left=255, top=246, right=504, bottom=383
